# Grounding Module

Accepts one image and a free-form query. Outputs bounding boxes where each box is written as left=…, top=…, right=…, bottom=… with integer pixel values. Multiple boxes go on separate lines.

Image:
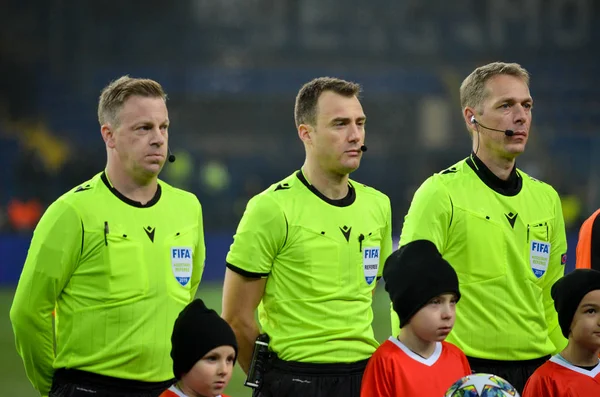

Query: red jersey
left=361, top=337, right=472, bottom=397
left=523, top=355, right=600, bottom=397
left=159, top=385, right=231, bottom=397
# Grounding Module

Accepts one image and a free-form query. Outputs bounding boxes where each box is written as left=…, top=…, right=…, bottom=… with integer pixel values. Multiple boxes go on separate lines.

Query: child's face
left=409, top=293, right=457, bottom=342
left=570, top=290, right=600, bottom=350
left=181, top=345, right=236, bottom=397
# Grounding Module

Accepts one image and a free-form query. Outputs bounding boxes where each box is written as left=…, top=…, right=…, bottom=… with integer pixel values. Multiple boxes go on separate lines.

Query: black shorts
left=466, top=355, right=549, bottom=394
left=256, top=356, right=369, bottom=397
left=49, top=368, right=174, bottom=397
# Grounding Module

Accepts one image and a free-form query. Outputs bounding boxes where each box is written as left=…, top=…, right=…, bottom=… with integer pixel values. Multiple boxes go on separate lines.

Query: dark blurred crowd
left=1, top=0, right=598, bottom=237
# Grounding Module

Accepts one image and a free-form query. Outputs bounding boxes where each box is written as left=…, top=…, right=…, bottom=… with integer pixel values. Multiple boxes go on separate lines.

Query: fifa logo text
left=531, top=242, right=549, bottom=254
left=364, top=248, right=379, bottom=259
left=172, top=248, right=191, bottom=259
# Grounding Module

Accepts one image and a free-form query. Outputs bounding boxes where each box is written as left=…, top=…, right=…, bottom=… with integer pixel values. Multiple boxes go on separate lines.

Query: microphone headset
left=470, top=116, right=514, bottom=137
left=167, top=147, right=176, bottom=163
left=360, top=145, right=367, bottom=152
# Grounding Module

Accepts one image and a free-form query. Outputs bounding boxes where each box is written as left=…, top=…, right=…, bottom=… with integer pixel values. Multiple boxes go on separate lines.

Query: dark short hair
left=294, top=77, right=361, bottom=128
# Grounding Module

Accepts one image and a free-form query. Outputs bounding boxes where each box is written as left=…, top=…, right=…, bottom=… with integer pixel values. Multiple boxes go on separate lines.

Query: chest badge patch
left=171, top=247, right=193, bottom=286
left=363, top=247, right=380, bottom=285
left=530, top=240, right=551, bottom=278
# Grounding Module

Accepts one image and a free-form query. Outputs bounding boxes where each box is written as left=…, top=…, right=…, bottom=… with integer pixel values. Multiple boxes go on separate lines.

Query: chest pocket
left=300, top=226, right=342, bottom=295
left=104, top=227, right=148, bottom=301
left=458, top=208, right=507, bottom=283
left=164, top=226, right=197, bottom=304
left=525, top=218, right=553, bottom=281
left=356, top=228, right=384, bottom=290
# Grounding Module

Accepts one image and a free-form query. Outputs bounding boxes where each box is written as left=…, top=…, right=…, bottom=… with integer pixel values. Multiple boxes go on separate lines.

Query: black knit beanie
left=551, top=269, right=600, bottom=338
left=383, top=240, right=461, bottom=328
left=171, top=299, right=238, bottom=379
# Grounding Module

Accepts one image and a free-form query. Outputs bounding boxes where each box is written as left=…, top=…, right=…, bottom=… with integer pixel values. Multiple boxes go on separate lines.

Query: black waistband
left=466, top=355, right=550, bottom=368
left=270, top=355, right=369, bottom=376
left=53, top=368, right=174, bottom=393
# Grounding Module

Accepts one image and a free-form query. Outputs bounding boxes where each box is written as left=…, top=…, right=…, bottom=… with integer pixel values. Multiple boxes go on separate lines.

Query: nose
left=217, top=360, right=232, bottom=376
left=150, top=127, right=166, bottom=146
left=347, top=123, right=362, bottom=143
left=440, top=304, right=453, bottom=320
left=513, top=104, right=528, bottom=125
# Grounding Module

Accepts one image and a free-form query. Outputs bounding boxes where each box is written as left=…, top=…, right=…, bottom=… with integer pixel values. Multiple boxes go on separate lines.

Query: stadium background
left=1, top=0, right=598, bottom=395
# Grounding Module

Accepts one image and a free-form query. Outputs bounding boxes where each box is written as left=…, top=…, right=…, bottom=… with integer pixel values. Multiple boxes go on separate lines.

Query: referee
left=221, top=77, right=392, bottom=397
left=10, top=76, right=205, bottom=397
left=390, top=62, right=568, bottom=393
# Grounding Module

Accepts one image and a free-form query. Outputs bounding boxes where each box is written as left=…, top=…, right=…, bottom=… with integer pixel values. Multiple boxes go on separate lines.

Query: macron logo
left=504, top=212, right=518, bottom=229
left=339, top=225, right=352, bottom=242
left=144, top=226, right=156, bottom=242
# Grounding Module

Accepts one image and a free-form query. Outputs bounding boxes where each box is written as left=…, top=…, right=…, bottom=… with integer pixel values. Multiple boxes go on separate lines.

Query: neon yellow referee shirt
left=10, top=172, right=205, bottom=395
left=227, top=170, right=393, bottom=363
left=391, top=155, right=567, bottom=361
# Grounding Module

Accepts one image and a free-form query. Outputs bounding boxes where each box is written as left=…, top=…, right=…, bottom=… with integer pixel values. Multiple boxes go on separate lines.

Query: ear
left=297, top=123, right=313, bottom=146
left=463, top=107, right=477, bottom=136
left=101, top=124, right=116, bottom=149
left=463, top=107, right=477, bottom=126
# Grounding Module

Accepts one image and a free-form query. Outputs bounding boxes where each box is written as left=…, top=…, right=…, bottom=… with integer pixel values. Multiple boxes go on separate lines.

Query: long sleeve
left=9, top=200, right=81, bottom=395
left=545, top=192, right=568, bottom=353
left=189, top=199, right=205, bottom=300
left=378, top=197, right=393, bottom=278
left=391, top=176, right=453, bottom=334
left=591, top=213, right=600, bottom=271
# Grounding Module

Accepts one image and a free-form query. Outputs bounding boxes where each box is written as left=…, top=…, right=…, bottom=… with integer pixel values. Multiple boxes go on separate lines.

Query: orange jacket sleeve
left=576, top=209, right=600, bottom=270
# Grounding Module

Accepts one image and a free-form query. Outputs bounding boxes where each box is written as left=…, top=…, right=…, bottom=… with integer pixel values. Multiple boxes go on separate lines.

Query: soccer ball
left=445, top=373, right=520, bottom=396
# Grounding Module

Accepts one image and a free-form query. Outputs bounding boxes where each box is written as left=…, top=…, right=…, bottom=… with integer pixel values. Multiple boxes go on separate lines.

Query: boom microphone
left=167, top=147, right=176, bottom=163
left=470, top=116, right=514, bottom=137
left=360, top=145, right=368, bottom=152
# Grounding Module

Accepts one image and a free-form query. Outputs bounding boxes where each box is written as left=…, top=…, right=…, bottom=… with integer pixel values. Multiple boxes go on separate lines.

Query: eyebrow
left=133, top=120, right=170, bottom=127
left=329, top=116, right=366, bottom=124
left=581, top=303, right=600, bottom=309
left=496, top=97, right=533, bottom=105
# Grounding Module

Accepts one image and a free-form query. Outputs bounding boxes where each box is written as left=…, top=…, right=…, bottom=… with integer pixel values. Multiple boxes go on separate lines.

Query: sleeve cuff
left=226, top=262, right=269, bottom=279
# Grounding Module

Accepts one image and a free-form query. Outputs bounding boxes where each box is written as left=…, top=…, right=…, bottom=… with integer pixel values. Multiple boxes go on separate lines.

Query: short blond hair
left=98, top=76, right=167, bottom=126
left=460, top=62, right=530, bottom=112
